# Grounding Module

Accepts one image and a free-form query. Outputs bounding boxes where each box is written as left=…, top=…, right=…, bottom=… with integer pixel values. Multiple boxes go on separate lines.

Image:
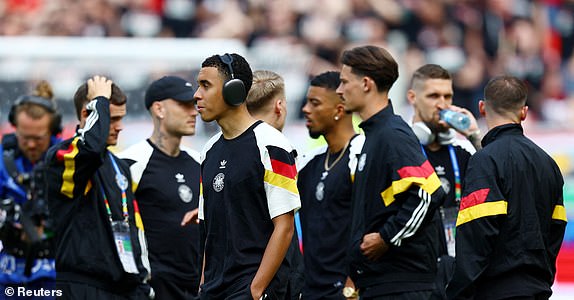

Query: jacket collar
left=358, top=100, right=395, bottom=133
left=482, top=123, right=523, bottom=148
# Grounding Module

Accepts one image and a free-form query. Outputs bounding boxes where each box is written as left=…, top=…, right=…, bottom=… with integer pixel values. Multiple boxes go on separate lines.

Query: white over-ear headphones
left=412, top=122, right=456, bottom=145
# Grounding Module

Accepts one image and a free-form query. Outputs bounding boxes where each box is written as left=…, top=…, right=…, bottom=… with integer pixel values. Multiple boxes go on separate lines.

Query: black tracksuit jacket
left=45, top=97, right=151, bottom=296
left=446, top=124, right=566, bottom=299
left=349, top=103, right=446, bottom=297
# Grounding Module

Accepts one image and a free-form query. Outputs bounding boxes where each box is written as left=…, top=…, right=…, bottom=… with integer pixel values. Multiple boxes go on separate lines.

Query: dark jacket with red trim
left=446, top=124, right=566, bottom=300
left=349, top=102, right=446, bottom=296
left=45, top=97, right=151, bottom=295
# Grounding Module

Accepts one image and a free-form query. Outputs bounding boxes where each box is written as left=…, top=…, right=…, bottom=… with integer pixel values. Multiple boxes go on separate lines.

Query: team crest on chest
left=178, top=184, right=193, bottom=203
left=315, top=181, right=325, bottom=201
left=213, top=173, right=225, bottom=192
left=358, top=153, right=367, bottom=172
left=439, top=176, right=451, bottom=194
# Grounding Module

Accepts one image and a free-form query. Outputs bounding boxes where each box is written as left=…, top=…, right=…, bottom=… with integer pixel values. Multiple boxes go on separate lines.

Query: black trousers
left=151, top=274, right=198, bottom=300
left=361, top=290, right=433, bottom=300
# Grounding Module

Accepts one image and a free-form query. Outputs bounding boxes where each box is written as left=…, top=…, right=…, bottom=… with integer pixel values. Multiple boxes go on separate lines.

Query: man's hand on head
left=87, top=75, right=113, bottom=100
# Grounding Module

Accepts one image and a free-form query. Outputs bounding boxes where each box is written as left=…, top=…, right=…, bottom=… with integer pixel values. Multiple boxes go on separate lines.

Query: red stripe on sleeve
left=270, top=159, right=297, bottom=179
left=56, top=143, right=75, bottom=162
left=397, top=160, right=435, bottom=179
left=459, top=188, right=490, bottom=210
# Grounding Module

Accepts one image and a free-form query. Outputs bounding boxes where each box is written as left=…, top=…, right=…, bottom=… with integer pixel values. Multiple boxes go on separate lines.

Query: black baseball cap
left=144, top=76, right=196, bottom=109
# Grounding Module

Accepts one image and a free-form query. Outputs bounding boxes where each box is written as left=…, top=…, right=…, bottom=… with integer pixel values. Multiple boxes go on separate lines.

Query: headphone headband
left=219, top=53, right=236, bottom=79
left=218, top=53, right=247, bottom=107
left=8, top=95, right=62, bottom=135
left=13, top=95, right=57, bottom=113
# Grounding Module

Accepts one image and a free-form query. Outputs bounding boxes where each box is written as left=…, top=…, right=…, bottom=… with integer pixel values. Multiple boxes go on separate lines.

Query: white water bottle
left=440, top=109, right=470, bottom=131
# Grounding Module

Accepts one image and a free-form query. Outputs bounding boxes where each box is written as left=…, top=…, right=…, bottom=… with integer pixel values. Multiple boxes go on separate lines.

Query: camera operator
left=0, top=81, right=62, bottom=295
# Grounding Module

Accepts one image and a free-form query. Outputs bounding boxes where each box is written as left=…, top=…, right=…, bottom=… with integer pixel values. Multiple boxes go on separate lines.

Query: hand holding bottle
left=440, top=109, right=470, bottom=131
left=440, top=105, right=482, bottom=149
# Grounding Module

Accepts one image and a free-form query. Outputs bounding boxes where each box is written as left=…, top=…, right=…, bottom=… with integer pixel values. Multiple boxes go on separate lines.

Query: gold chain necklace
left=321, top=141, right=350, bottom=180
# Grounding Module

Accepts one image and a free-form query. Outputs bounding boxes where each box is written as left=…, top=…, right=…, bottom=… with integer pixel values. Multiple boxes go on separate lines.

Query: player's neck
left=325, top=125, right=356, bottom=154
left=357, top=93, right=389, bottom=121
left=149, top=130, right=181, bottom=157
left=218, top=109, right=258, bottom=140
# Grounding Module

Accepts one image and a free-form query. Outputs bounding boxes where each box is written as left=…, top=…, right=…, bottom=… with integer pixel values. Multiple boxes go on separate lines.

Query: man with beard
left=298, top=71, right=364, bottom=299
left=406, top=64, right=480, bottom=297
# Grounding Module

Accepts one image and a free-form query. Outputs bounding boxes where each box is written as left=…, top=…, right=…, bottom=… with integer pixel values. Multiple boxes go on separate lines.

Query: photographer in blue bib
left=0, top=81, right=62, bottom=297
left=406, top=64, right=481, bottom=298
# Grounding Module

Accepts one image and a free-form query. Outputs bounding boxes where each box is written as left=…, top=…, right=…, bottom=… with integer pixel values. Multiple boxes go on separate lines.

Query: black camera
left=0, top=161, right=50, bottom=246
left=0, top=197, right=20, bottom=229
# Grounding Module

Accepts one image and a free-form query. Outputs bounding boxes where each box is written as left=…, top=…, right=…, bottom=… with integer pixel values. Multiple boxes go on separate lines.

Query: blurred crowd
left=1, top=0, right=574, bottom=127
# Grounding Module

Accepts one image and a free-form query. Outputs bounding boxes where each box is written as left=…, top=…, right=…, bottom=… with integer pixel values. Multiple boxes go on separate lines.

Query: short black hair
left=201, top=53, right=253, bottom=93
left=310, top=71, right=340, bottom=91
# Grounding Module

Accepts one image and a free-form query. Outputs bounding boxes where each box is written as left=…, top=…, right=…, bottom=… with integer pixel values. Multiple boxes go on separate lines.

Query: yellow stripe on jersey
left=380, top=172, right=441, bottom=207
left=264, top=169, right=298, bottom=195
left=456, top=200, right=508, bottom=226
left=552, top=204, right=567, bottom=222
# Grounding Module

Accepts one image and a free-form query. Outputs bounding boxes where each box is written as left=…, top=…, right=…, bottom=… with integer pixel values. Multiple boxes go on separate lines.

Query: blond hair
left=246, top=70, right=285, bottom=115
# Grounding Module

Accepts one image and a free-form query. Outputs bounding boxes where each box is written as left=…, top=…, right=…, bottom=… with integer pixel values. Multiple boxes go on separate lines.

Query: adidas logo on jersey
left=175, top=173, right=186, bottom=183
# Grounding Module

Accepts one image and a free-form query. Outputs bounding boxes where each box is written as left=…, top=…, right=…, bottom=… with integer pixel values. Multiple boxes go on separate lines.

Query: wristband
left=467, top=130, right=481, bottom=141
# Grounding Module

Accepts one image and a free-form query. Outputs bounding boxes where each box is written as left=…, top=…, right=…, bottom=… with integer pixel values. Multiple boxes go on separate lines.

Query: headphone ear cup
left=437, top=129, right=456, bottom=145
left=51, top=113, right=63, bottom=136
left=8, top=104, right=17, bottom=126
left=222, top=79, right=247, bottom=106
left=412, top=122, right=435, bottom=145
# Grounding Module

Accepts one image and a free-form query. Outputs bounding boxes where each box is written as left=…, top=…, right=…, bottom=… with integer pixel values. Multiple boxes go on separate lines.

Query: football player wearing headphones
left=193, top=53, right=300, bottom=299
left=406, top=64, right=480, bottom=298
left=0, top=80, right=62, bottom=294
